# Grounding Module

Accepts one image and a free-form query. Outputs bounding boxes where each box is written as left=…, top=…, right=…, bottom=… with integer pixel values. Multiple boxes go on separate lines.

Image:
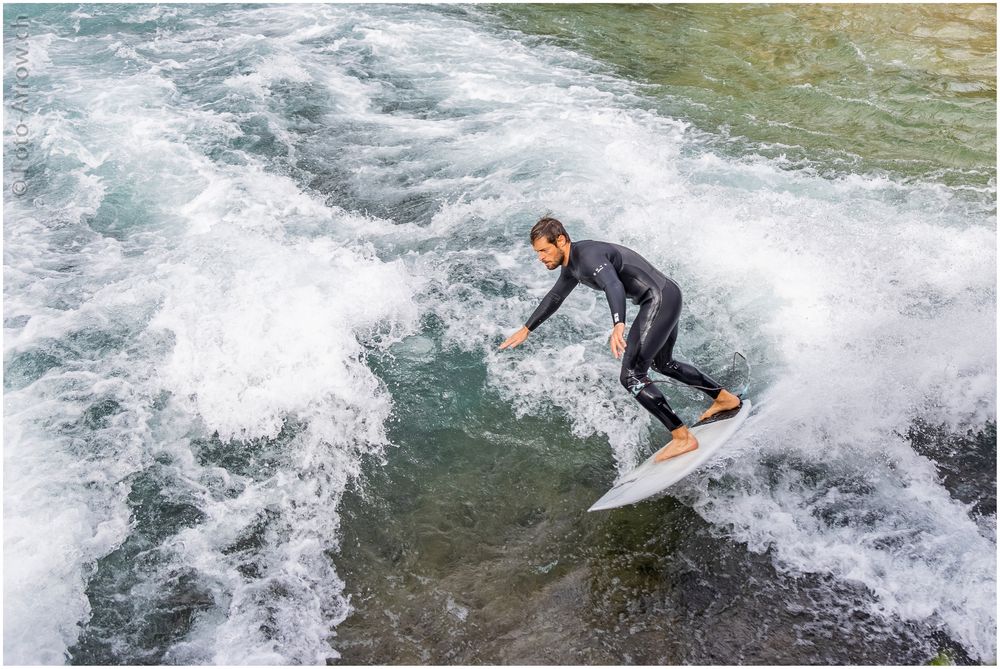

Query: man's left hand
left=609, top=323, right=627, bottom=359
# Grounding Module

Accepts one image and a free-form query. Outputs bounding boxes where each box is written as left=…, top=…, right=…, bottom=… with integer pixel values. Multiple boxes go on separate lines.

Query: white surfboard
left=588, top=399, right=752, bottom=512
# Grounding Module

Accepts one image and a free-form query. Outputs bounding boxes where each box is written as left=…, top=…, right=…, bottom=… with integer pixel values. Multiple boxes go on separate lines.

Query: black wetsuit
left=524, top=240, right=722, bottom=431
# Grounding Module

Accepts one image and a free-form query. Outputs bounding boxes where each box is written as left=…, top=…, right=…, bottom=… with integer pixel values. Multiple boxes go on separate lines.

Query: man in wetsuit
left=499, top=217, right=741, bottom=461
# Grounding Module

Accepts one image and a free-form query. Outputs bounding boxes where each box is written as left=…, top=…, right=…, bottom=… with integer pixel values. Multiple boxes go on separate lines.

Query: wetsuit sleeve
left=594, top=270, right=627, bottom=327
left=585, top=249, right=627, bottom=328
left=524, top=271, right=578, bottom=331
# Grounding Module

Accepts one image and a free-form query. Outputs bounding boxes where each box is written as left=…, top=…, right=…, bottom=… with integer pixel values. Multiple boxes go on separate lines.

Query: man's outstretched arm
left=499, top=326, right=530, bottom=350
left=500, top=272, right=578, bottom=349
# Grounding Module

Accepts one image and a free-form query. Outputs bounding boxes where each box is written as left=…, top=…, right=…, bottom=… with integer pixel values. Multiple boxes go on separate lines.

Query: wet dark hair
left=530, top=216, right=571, bottom=245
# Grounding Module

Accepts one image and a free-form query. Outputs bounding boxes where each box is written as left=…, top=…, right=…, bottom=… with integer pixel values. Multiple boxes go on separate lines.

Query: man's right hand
left=499, top=326, right=530, bottom=350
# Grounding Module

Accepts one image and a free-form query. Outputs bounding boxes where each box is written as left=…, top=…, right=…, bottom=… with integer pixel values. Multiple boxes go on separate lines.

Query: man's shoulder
left=576, top=239, right=626, bottom=256
left=574, top=239, right=611, bottom=251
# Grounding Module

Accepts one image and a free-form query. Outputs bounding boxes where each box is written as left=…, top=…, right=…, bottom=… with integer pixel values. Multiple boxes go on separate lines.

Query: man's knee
left=620, top=369, right=650, bottom=396
left=661, top=359, right=680, bottom=372
left=653, top=358, right=680, bottom=377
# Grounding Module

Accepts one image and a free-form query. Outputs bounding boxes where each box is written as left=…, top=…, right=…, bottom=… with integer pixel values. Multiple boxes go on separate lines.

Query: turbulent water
left=3, top=3, right=995, bottom=665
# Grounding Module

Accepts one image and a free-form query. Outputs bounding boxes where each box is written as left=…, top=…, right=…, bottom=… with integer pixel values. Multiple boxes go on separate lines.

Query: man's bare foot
left=698, top=389, right=742, bottom=423
left=654, top=428, right=699, bottom=462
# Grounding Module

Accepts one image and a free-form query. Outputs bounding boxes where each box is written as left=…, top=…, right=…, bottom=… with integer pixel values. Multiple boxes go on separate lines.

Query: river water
left=3, top=3, right=995, bottom=664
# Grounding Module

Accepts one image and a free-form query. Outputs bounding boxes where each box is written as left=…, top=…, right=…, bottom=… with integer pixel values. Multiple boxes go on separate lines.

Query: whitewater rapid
left=4, top=4, right=995, bottom=663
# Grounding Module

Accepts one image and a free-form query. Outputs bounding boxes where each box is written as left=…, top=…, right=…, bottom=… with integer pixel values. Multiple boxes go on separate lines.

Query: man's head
left=530, top=217, right=571, bottom=270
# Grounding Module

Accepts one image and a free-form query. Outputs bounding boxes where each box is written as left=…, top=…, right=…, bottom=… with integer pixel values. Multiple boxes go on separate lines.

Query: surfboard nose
left=588, top=399, right=752, bottom=511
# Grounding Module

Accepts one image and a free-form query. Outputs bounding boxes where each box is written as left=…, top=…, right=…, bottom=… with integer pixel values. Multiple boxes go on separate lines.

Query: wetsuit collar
left=562, top=241, right=572, bottom=268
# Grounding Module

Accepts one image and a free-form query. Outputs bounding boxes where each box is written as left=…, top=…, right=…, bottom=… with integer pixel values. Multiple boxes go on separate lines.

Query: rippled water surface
left=3, top=4, right=995, bottom=665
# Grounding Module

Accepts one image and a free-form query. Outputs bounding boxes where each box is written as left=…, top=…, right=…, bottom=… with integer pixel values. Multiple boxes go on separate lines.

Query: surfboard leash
left=644, top=351, right=751, bottom=399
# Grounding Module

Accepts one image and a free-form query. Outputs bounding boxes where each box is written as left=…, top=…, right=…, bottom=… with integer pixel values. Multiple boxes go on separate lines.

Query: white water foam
left=4, top=3, right=995, bottom=664
left=4, top=11, right=421, bottom=663
left=265, top=6, right=995, bottom=659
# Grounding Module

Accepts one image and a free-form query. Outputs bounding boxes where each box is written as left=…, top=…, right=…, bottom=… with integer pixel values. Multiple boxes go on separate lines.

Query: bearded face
left=532, top=235, right=568, bottom=270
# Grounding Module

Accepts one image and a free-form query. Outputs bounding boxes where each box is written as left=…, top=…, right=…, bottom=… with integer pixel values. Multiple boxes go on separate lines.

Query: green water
left=332, top=344, right=962, bottom=664
left=485, top=4, right=996, bottom=188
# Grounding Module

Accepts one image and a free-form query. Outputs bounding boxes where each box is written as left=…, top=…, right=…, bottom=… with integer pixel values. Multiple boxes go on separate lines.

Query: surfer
left=499, top=217, right=742, bottom=461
